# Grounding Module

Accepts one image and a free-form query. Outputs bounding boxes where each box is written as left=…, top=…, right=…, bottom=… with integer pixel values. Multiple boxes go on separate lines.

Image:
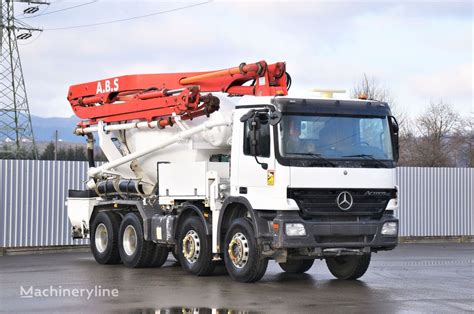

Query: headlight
left=381, top=222, right=398, bottom=236
left=285, top=223, right=306, bottom=236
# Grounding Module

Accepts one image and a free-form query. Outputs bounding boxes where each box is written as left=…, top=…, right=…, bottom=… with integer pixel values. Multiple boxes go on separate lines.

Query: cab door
left=231, top=110, right=277, bottom=209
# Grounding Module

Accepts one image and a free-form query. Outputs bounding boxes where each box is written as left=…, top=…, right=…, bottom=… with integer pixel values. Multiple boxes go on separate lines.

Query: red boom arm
left=68, top=60, right=288, bottom=128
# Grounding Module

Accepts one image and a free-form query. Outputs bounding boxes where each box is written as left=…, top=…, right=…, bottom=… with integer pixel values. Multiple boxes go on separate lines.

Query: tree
left=40, top=142, right=55, bottom=160
left=17, top=148, right=36, bottom=160
left=450, top=115, right=474, bottom=167
left=417, top=101, right=459, bottom=141
left=57, top=148, right=68, bottom=160
left=466, top=116, right=474, bottom=167
left=74, top=146, right=87, bottom=161
left=398, top=131, right=417, bottom=166
left=0, top=144, right=10, bottom=159
left=406, top=101, right=461, bottom=167
left=66, top=147, right=75, bottom=160
left=352, top=73, right=406, bottom=128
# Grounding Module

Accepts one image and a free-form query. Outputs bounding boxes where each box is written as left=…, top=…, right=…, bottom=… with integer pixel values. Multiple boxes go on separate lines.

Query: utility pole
left=54, top=129, right=58, bottom=160
left=0, top=0, right=49, bottom=159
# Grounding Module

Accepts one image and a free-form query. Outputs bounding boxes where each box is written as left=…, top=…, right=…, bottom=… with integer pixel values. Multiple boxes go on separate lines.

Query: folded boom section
left=68, top=60, right=288, bottom=129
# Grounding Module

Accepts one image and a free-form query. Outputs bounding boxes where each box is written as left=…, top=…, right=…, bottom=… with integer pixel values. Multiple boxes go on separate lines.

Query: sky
left=12, top=0, right=473, bottom=122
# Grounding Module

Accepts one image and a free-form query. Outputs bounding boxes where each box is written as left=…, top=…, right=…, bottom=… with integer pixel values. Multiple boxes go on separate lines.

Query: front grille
left=288, top=188, right=394, bottom=217
left=315, top=235, right=375, bottom=244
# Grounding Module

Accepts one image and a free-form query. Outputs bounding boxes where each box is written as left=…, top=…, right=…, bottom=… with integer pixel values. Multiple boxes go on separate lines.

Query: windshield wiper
left=341, top=154, right=388, bottom=168
left=290, top=153, right=337, bottom=167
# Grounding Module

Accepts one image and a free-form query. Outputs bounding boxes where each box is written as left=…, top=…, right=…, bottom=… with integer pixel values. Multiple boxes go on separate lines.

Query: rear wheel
left=224, top=218, right=268, bottom=283
left=148, top=244, right=169, bottom=268
left=118, top=212, right=154, bottom=268
left=177, top=216, right=215, bottom=276
left=279, top=259, right=314, bottom=274
left=90, top=211, right=121, bottom=264
left=325, top=254, right=371, bottom=280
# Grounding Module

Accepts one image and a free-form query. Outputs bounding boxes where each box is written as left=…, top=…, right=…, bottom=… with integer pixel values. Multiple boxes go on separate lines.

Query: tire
left=224, top=218, right=268, bottom=283
left=118, top=212, right=155, bottom=268
left=177, top=216, right=215, bottom=276
left=325, top=254, right=371, bottom=280
left=279, top=259, right=314, bottom=274
left=90, top=211, right=121, bottom=264
left=147, top=244, right=169, bottom=268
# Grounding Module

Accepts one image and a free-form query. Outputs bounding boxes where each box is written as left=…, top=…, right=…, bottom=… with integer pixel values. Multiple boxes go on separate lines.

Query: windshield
left=279, top=115, right=393, bottom=160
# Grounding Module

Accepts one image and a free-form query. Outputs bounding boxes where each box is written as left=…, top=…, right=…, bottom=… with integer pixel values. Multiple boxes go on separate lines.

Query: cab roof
left=235, top=95, right=392, bottom=117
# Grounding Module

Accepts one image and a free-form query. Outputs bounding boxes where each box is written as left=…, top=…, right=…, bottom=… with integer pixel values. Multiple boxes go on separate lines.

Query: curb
left=399, top=236, right=474, bottom=244
left=1, top=245, right=90, bottom=256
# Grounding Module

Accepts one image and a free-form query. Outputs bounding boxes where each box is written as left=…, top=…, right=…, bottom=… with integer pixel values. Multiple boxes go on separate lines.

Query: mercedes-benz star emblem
left=336, top=191, right=353, bottom=210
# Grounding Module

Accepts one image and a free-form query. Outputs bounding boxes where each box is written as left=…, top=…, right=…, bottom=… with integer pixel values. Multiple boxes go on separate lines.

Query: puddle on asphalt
left=132, top=307, right=256, bottom=314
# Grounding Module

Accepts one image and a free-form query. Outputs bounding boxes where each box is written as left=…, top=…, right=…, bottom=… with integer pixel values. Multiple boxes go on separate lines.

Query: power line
left=44, top=1, right=212, bottom=31
left=20, top=0, right=96, bottom=19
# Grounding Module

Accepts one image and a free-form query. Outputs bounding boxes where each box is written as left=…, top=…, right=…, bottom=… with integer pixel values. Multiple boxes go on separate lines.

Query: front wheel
left=279, top=259, right=314, bottom=274
left=325, top=254, right=371, bottom=280
left=224, top=218, right=268, bottom=283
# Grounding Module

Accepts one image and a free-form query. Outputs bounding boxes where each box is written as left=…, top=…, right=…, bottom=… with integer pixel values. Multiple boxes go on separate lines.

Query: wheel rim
left=95, top=223, right=108, bottom=253
left=123, top=225, right=138, bottom=256
left=228, top=232, right=249, bottom=269
left=182, top=230, right=200, bottom=264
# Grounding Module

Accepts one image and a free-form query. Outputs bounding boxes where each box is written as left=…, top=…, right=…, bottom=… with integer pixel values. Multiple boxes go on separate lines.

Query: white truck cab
left=211, top=95, right=399, bottom=279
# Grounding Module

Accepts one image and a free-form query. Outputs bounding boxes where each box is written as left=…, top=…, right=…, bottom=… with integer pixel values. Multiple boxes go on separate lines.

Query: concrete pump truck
left=67, top=60, right=400, bottom=282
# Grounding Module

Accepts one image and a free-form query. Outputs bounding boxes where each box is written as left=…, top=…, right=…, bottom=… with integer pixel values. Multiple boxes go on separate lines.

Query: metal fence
left=1, top=160, right=473, bottom=247
left=397, top=167, right=473, bottom=237
left=0, top=160, right=89, bottom=247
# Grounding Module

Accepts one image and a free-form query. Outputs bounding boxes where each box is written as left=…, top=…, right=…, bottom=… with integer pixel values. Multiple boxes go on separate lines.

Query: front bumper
left=271, top=212, right=398, bottom=251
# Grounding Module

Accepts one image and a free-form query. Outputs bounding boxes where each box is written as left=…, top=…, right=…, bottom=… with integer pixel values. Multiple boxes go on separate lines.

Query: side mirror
left=389, top=116, right=399, bottom=162
left=240, top=110, right=256, bottom=123
left=247, top=113, right=268, bottom=170
left=269, top=111, right=282, bottom=126
left=249, top=117, right=260, bottom=156
left=241, top=109, right=273, bottom=170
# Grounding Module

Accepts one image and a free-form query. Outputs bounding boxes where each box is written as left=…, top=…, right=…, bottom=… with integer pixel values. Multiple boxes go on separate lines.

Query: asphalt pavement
left=0, top=243, right=473, bottom=313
